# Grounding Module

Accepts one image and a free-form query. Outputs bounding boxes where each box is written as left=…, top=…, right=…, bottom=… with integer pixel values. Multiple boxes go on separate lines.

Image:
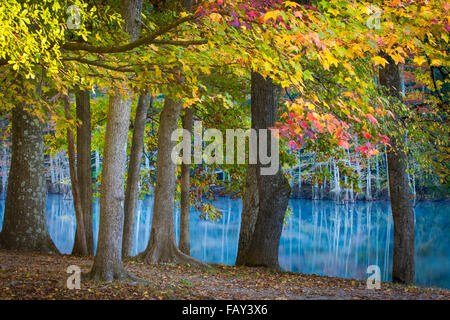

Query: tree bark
left=243, top=72, right=291, bottom=270
left=235, top=165, right=259, bottom=266
left=379, top=53, right=415, bottom=285
left=64, top=95, right=88, bottom=257
left=0, top=105, right=59, bottom=254
left=122, top=94, right=152, bottom=258
left=179, top=107, right=193, bottom=255
left=140, top=98, right=204, bottom=267
left=88, top=0, right=143, bottom=282
left=75, top=90, right=94, bottom=255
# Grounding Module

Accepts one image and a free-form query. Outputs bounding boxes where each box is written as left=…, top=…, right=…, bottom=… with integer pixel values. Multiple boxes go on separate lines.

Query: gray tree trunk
left=88, top=0, right=143, bottom=281
left=64, top=95, right=88, bottom=257
left=140, top=98, right=204, bottom=267
left=244, top=72, right=291, bottom=270
left=0, top=105, right=58, bottom=254
left=379, top=53, right=415, bottom=285
left=235, top=165, right=259, bottom=266
left=122, top=94, right=152, bottom=258
left=179, top=107, right=193, bottom=255
left=74, top=90, right=93, bottom=256
left=75, top=90, right=94, bottom=255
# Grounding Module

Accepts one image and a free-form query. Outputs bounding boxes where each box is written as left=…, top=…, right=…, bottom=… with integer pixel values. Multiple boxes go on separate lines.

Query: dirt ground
left=0, top=250, right=448, bottom=300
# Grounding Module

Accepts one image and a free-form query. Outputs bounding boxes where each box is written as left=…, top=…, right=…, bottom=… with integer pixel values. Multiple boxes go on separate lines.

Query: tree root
left=85, top=265, right=149, bottom=285
left=135, top=243, right=213, bottom=271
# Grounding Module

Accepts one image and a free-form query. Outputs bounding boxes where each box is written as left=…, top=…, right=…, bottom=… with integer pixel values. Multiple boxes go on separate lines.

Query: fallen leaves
left=0, top=250, right=449, bottom=300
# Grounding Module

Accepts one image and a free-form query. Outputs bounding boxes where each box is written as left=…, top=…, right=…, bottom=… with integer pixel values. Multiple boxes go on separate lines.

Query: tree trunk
left=244, top=72, right=291, bottom=269
left=64, top=95, right=88, bottom=257
left=179, top=107, right=193, bottom=255
left=75, top=90, right=94, bottom=255
left=379, top=53, right=415, bottom=285
left=88, top=0, right=143, bottom=282
left=140, top=98, right=204, bottom=267
left=0, top=105, right=58, bottom=254
left=122, top=94, right=152, bottom=258
left=235, top=165, right=259, bottom=266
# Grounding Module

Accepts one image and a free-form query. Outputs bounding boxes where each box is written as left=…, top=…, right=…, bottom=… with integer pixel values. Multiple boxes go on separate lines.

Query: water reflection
left=0, top=195, right=448, bottom=288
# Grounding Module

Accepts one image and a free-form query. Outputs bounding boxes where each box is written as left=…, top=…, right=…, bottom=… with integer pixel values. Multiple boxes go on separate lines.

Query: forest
left=0, top=0, right=449, bottom=301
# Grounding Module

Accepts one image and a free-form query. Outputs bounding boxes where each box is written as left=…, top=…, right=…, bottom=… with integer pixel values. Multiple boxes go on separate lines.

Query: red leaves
left=362, top=131, right=371, bottom=140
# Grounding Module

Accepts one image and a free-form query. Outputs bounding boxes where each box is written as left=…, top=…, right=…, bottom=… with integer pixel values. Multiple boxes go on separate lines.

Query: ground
left=0, top=250, right=449, bottom=300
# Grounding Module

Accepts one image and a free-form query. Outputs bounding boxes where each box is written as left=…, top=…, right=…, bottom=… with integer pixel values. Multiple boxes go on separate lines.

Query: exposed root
left=136, top=243, right=213, bottom=271
left=86, top=264, right=149, bottom=285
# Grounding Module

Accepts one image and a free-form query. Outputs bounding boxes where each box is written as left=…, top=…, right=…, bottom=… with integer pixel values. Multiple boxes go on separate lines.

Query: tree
left=71, top=90, right=94, bottom=256
left=243, top=72, right=291, bottom=269
left=179, top=107, right=194, bottom=255
left=64, top=94, right=88, bottom=257
left=122, top=94, right=152, bottom=258
left=88, top=0, right=144, bottom=281
left=0, top=102, right=59, bottom=254
left=379, top=54, right=415, bottom=285
left=139, top=97, right=204, bottom=266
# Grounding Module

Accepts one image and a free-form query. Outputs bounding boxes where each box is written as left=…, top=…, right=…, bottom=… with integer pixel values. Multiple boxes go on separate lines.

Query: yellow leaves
left=390, top=53, right=405, bottom=65
left=371, top=56, right=388, bottom=67
left=430, top=59, right=443, bottom=67
left=284, top=1, right=300, bottom=8
left=327, top=8, right=340, bottom=16
left=154, top=65, right=162, bottom=80
left=413, top=55, right=427, bottom=66
left=280, top=80, right=291, bottom=88
left=209, top=13, right=223, bottom=24
left=320, top=50, right=339, bottom=71
left=264, top=10, right=280, bottom=23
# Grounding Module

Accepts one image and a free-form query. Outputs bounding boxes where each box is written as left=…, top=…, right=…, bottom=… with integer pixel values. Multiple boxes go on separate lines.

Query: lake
left=0, top=195, right=448, bottom=289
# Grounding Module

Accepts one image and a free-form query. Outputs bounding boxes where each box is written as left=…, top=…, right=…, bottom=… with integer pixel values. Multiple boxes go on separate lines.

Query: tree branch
left=61, top=15, right=199, bottom=53
left=62, top=57, right=135, bottom=72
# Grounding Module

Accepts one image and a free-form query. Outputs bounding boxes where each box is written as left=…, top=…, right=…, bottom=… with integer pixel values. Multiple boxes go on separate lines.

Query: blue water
left=0, top=195, right=448, bottom=289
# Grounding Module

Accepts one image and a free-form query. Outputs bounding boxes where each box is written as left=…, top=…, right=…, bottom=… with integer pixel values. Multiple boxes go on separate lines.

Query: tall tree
left=122, top=94, right=152, bottom=258
left=139, top=98, right=203, bottom=266
left=243, top=72, right=291, bottom=269
left=64, top=94, right=88, bottom=257
left=88, top=0, right=144, bottom=281
left=379, top=54, right=415, bottom=285
left=179, top=106, right=194, bottom=255
left=0, top=103, right=58, bottom=254
left=74, top=90, right=94, bottom=256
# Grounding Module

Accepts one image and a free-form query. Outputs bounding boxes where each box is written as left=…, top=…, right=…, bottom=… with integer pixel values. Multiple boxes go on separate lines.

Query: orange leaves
left=338, top=139, right=350, bottom=149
